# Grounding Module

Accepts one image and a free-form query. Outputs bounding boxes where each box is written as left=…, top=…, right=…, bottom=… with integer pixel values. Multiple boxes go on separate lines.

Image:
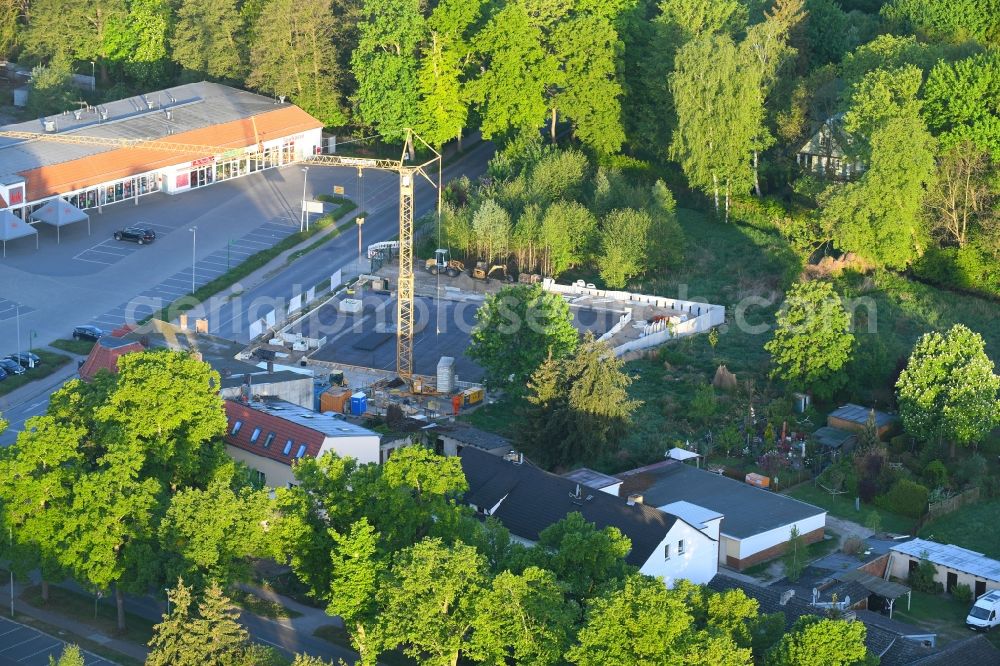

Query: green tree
left=351, top=0, right=424, bottom=141
left=881, top=0, right=1000, bottom=44
left=519, top=334, right=639, bottom=468
left=923, top=53, right=1000, bottom=159
left=0, top=0, right=18, bottom=59
left=148, top=579, right=249, bottom=665
left=379, top=537, right=486, bottom=666
left=783, top=525, right=806, bottom=582
left=171, top=0, right=246, bottom=81
left=327, top=519, right=385, bottom=666
left=467, top=283, right=579, bottom=391
left=896, top=324, right=1000, bottom=457
left=471, top=199, right=512, bottom=264
left=103, top=0, right=171, bottom=86
left=535, top=512, right=632, bottom=600
left=566, top=574, right=752, bottom=666
left=415, top=0, right=483, bottom=148
left=23, top=0, right=126, bottom=82
left=469, top=2, right=556, bottom=141
left=248, top=0, right=346, bottom=125
left=539, top=201, right=597, bottom=277
left=159, top=477, right=271, bottom=588
left=26, top=56, right=76, bottom=118
left=551, top=13, right=625, bottom=154
left=766, top=615, right=868, bottom=666
left=49, top=644, right=84, bottom=666
left=764, top=281, right=855, bottom=398
left=598, top=208, right=652, bottom=288
left=468, top=567, right=577, bottom=666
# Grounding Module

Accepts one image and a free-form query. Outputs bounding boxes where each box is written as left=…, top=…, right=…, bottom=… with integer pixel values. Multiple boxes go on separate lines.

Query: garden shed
left=827, top=404, right=895, bottom=438
left=888, top=538, right=1000, bottom=601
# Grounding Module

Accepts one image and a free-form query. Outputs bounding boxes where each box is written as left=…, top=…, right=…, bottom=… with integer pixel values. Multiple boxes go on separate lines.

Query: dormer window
left=231, top=420, right=243, bottom=435
left=250, top=427, right=262, bottom=444
left=282, top=439, right=293, bottom=455
left=296, top=444, right=307, bottom=458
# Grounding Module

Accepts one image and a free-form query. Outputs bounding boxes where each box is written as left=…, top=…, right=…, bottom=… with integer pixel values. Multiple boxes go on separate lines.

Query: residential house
left=618, top=460, right=827, bottom=570
left=427, top=422, right=514, bottom=458
left=78, top=337, right=145, bottom=381
left=797, top=113, right=865, bottom=179
left=223, top=398, right=381, bottom=488
left=888, top=538, right=1000, bottom=600
left=459, top=448, right=718, bottom=587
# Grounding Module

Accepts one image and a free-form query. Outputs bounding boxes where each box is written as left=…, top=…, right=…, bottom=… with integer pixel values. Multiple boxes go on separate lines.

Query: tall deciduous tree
left=766, top=615, right=868, bottom=666
left=896, top=324, right=1000, bottom=457
left=248, top=0, right=346, bottom=126
left=468, top=567, right=577, bottom=665
left=539, top=201, right=597, bottom=277
left=104, top=0, right=172, bottom=87
left=566, top=574, right=752, bottom=666
left=923, top=53, right=1000, bottom=160
left=0, top=0, right=19, bottom=58
left=469, top=2, right=556, bottom=141
left=924, top=142, right=998, bottom=248
left=764, top=281, right=854, bottom=398
left=415, top=0, right=483, bottom=148
left=26, top=56, right=76, bottom=118
left=171, top=0, right=246, bottom=81
left=379, top=538, right=486, bottom=666
left=598, top=208, right=652, bottom=288
left=471, top=199, right=512, bottom=264
left=535, top=512, right=633, bottom=600
left=24, top=0, right=126, bottom=82
left=467, top=284, right=579, bottom=391
left=351, top=0, right=424, bottom=141
left=551, top=13, right=625, bottom=154
left=327, top=519, right=385, bottom=666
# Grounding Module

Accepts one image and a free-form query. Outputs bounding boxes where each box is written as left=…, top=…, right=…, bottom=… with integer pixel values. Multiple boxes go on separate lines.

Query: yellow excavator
left=472, top=261, right=514, bottom=282
left=425, top=248, right=465, bottom=277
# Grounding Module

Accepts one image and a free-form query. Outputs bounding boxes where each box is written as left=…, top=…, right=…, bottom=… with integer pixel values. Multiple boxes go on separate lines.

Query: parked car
left=967, top=590, right=1000, bottom=631
left=0, top=358, right=25, bottom=375
left=8, top=351, right=41, bottom=369
left=113, top=226, right=156, bottom=244
left=0, top=366, right=7, bottom=381
left=72, top=325, right=104, bottom=341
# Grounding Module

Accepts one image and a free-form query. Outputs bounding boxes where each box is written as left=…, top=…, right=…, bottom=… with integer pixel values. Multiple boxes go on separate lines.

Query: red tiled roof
left=20, top=106, right=323, bottom=202
left=223, top=400, right=325, bottom=467
left=0, top=193, right=6, bottom=208
left=78, top=339, right=144, bottom=381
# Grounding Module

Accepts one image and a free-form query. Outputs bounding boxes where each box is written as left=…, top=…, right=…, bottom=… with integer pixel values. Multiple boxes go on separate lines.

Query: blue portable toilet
left=350, top=392, right=367, bottom=416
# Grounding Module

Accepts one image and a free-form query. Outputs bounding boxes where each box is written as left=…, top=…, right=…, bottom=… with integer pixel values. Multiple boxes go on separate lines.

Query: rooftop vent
left=570, top=483, right=582, bottom=500
left=73, top=110, right=82, bottom=120
left=626, top=493, right=643, bottom=506
left=278, top=95, right=286, bottom=103
left=99, top=107, right=108, bottom=121
left=43, top=119, right=56, bottom=132
left=779, top=590, right=795, bottom=606
left=502, top=450, right=524, bottom=465
left=165, top=109, right=172, bottom=121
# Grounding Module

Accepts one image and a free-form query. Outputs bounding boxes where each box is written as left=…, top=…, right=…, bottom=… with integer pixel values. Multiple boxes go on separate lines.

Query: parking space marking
left=0, top=618, right=114, bottom=665
left=20, top=639, right=61, bottom=661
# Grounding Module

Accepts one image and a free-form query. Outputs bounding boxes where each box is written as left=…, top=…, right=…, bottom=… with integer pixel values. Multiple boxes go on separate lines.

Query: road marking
left=19, top=639, right=60, bottom=661
left=0, top=634, right=44, bottom=653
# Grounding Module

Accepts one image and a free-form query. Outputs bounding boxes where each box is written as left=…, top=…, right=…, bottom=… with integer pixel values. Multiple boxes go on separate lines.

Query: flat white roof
left=658, top=500, right=723, bottom=529
left=892, top=538, right=1000, bottom=582
left=667, top=447, right=700, bottom=462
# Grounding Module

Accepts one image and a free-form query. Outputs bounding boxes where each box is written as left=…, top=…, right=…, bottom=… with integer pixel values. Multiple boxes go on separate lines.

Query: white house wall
left=736, top=512, right=826, bottom=560
left=639, top=520, right=718, bottom=587
left=224, top=444, right=296, bottom=489
left=888, top=553, right=1000, bottom=594
left=318, top=434, right=382, bottom=465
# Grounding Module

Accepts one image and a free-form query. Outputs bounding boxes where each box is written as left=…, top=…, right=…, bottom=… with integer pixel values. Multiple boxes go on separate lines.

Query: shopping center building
left=0, top=82, right=324, bottom=220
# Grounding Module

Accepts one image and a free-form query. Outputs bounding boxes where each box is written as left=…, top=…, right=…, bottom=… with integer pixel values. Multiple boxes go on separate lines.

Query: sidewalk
left=238, top=582, right=343, bottom=635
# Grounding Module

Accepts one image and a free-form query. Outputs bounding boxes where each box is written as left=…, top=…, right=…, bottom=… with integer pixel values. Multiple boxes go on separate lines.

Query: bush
left=689, top=384, right=718, bottom=424
left=889, top=435, right=910, bottom=454
left=842, top=535, right=865, bottom=555
left=954, top=454, right=987, bottom=489
left=952, top=583, right=973, bottom=604
left=922, top=460, right=949, bottom=489
left=876, top=479, right=930, bottom=519
left=908, top=557, right=943, bottom=595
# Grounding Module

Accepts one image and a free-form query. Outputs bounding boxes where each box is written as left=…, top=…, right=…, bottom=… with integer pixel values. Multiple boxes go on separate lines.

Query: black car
left=73, top=325, right=104, bottom=341
left=8, top=352, right=41, bottom=369
left=0, top=367, right=7, bottom=381
left=113, top=226, right=156, bottom=244
left=0, top=358, right=24, bottom=375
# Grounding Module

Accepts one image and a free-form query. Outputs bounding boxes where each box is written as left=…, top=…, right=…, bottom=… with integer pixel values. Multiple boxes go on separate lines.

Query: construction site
left=246, top=243, right=726, bottom=422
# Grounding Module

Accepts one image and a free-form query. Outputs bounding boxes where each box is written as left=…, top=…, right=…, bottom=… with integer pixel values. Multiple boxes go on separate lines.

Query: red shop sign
left=191, top=156, right=215, bottom=167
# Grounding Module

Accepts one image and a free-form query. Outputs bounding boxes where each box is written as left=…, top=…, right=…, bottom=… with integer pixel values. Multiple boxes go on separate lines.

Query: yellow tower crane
left=0, top=125, right=441, bottom=385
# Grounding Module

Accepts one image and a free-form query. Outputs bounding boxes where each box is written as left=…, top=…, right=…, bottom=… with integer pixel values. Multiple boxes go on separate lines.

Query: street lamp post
left=90, top=61, right=95, bottom=88
left=356, top=217, right=365, bottom=271
left=300, top=167, right=310, bottom=232
left=188, top=227, right=197, bottom=293
left=227, top=239, right=233, bottom=271
left=15, top=305, right=20, bottom=364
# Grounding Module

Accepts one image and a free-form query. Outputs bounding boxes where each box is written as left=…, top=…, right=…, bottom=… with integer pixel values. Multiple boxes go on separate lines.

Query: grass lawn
left=0, top=350, right=72, bottom=397
left=313, top=625, right=416, bottom=666
left=231, top=587, right=302, bottom=619
left=785, top=483, right=916, bottom=535
left=21, top=584, right=155, bottom=645
left=49, top=338, right=96, bottom=356
left=919, top=499, right=1000, bottom=560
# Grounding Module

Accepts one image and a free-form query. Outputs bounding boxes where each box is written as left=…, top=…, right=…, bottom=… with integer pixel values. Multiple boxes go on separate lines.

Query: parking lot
left=0, top=299, right=32, bottom=323
left=0, top=617, right=114, bottom=665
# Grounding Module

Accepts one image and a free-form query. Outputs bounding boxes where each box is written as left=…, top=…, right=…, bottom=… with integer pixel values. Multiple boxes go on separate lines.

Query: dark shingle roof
left=433, top=423, right=511, bottom=451
left=828, top=404, right=895, bottom=428
left=910, top=635, right=1000, bottom=665
left=618, top=461, right=825, bottom=539
left=708, top=574, right=928, bottom=662
left=459, top=448, right=680, bottom=566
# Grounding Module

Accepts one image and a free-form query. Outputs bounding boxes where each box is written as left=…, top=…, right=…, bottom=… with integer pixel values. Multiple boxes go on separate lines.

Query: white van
left=966, top=589, right=1000, bottom=631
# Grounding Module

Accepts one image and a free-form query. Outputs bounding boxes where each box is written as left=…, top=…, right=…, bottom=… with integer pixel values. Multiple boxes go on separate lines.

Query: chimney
left=267, top=359, right=274, bottom=373
left=627, top=493, right=643, bottom=506
left=780, top=590, right=795, bottom=606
